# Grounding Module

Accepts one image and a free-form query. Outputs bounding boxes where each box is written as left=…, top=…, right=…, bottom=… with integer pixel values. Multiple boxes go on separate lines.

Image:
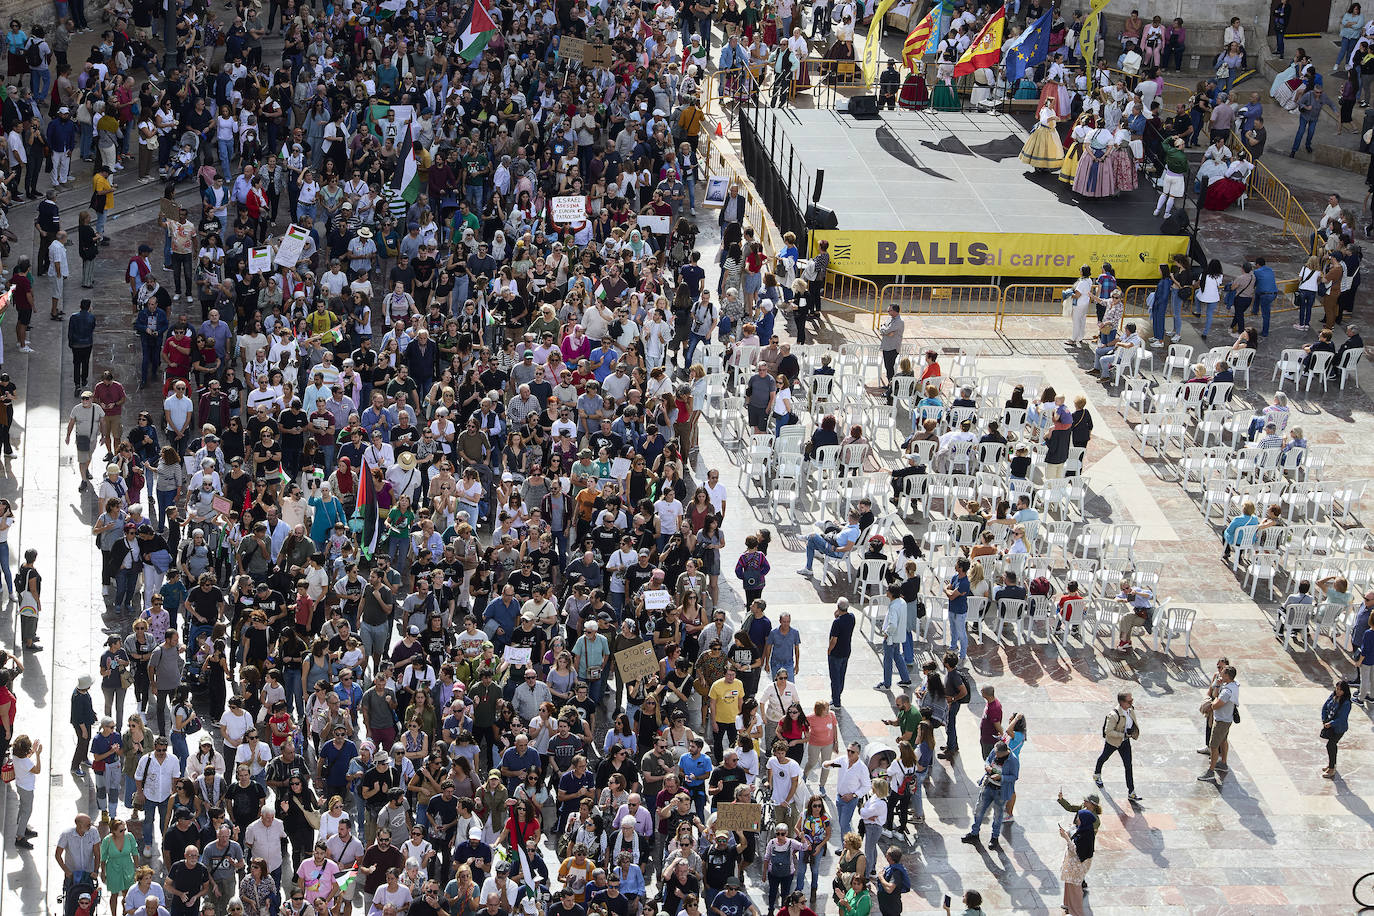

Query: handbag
left=1319, top=723, right=1334, bottom=740
left=1, top=757, right=14, bottom=783
left=120, top=668, right=134, bottom=690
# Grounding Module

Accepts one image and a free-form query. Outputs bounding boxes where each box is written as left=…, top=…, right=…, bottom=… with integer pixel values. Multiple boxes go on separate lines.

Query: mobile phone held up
left=943, top=894, right=952, bottom=908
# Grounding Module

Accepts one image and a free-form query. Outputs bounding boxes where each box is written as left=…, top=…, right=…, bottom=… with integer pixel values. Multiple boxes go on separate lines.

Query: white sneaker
left=1170, top=334, right=1181, bottom=342
left=18, top=346, right=33, bottom=353
left=173, top=294, right=181, bottom=301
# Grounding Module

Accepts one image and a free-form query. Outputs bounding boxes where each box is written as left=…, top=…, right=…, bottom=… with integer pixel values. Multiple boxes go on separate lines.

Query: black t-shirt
left=226, top=780, right=267, bottom=826
left=702, top=846, right=738, bottom=890
left=828, top=611, right=856, bottom=659
left=426, top=793, right=459, bottom=837
left=168, top=860, right=211, bottom=899
left=278, top=408, right=308, bottom=447
left=187, top=586, right=224, bottom=625
left=162, top=822, right=202, bottom=863
left=708, top=765, right=747, bottom=807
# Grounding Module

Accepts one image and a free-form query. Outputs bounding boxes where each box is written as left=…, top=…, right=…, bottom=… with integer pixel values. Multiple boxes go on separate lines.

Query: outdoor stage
left=739, top=106, right=1192, bottom=281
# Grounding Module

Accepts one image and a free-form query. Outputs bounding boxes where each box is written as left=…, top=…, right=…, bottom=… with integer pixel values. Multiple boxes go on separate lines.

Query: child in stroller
left=166, top=133, right=199, bottom=184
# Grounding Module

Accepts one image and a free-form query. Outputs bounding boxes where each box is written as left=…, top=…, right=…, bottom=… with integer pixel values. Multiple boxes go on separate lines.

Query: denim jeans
left=156, top=488, right=178, bottom=531
left=968, top=781, right=1005, bottom=840
left=946, top=699, right=962, bottom=752
left=1291, top=117, right=1318, bottom=152
left=828, top=654, right=848, bottom=707
left=804, top=534, right=841, bottom=571
left=115, top=567, right=140, bottom=612
left=902, top=631, right=915, bottom=667
left=30, top=67, right=49, bottom=102
left=1170, top=291, right=1183, bottom=336
left=1297, top=290, right=1315, bottom=326
left=1256, top=291, right=1275, bottom=337
left=0, top=541, right=12, bottom=593
left=1150, top=295, right=1167, bottom=341
left=794, top=852, right=822, bottom=893
left=1200, top=299, right=1218, bottom=337
left=142, top=796, right=170, bottom=851
left=948, top=611, right=968, bottom=659
left=836, top=795, right=860, bottom=837
left=881, top=643, right=910, bottom=687
left=170, top=731, right=189, bottom=774
left=283, top=667, right=303, bottom=718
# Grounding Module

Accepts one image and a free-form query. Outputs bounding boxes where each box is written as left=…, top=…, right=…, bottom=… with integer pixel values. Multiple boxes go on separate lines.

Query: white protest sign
left=552, top=195, right=587, bottom=224
left=274, top=224, right=310, bottom=267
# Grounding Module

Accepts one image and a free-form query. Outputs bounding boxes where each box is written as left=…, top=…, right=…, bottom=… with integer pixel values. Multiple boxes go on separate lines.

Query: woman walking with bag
left=1321, top=678, right=1353, bottom=778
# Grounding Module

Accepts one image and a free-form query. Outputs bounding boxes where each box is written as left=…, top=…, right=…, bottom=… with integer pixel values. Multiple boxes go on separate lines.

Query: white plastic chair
left=1301, top=350, right=1334, bottom=392
left=1271, top=349, right=1304, bottom=389
left=1229, top=347, right=1255, bottom=388
left=1337, top=347, right=1363, bottom=389
left=1163, top=344, right=1194, bottom=380
left=1152, top=605, right=1196, bottom=655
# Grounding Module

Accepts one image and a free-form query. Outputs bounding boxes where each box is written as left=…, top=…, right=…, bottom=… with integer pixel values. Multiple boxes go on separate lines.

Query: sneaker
left=1170, top=334, right=1181, bottom=342
left=1196, top=769, right=1216, bottom=781
left=1128, top=792, right=1142, bottom=802
left=22, top=828, right=36, bottom=838
left=1196, top=747, right=1210, bottom=755
left=173, top=293, right=181, bottom=301
left=797, top=568, right=813, bottom=577
left=142, top=845, right=153, bottom=857
left=1002, top=814, right=1014, bottom=823
left=959, top=833, right=978, bottom=845
left=988, top=838, right=1002, bottom=851
left=1093, top=774, right=1103, bottom=787
left=18, top=346, right=32, bottom=353
left=873, top=682, right=891, bottom=690
left=14, top=838, right=33, bottom=849
left=1215, top=762, right=1229, bottom=773
left=897, top=680, right=912, bottom=688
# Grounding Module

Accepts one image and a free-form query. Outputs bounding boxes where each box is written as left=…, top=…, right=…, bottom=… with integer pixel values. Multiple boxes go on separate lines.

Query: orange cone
left=715, top=121, right=724, bottom=137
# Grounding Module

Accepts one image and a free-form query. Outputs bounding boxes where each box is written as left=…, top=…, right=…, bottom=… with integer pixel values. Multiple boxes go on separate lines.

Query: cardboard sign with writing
left=642, top=589, right=671, bottom=611
left=559, top=35, right=586, bottom=65
left=614, top=641, right=660, bottom=682
left=552, top=195, right=588, bottom=224
left=211, top=495, right=234, bottom=515
left=503, top=646, right=533, bottom=666
left=586, top=42, right=614, bottom=68
left=715, top=802, right=763, bottom=832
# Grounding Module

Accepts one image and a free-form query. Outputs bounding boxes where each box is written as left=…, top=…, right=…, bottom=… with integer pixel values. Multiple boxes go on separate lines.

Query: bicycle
left=1354, top=870, right=1374, bottom=908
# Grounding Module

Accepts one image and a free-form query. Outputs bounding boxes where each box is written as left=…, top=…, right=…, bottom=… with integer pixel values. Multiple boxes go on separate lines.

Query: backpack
left=956, top=666, right=976, bottom=705
left=1029, top=576, right=1053, bottom=597
left=24, top=39, right=42, bottom=68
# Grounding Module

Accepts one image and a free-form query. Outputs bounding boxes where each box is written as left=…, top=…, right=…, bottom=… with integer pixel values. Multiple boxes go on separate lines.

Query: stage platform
left=774, top=108, right=1165, bottom=237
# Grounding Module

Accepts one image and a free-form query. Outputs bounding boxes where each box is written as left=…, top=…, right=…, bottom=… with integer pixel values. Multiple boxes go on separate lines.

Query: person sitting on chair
left=799, top=509, right=863, bottom=577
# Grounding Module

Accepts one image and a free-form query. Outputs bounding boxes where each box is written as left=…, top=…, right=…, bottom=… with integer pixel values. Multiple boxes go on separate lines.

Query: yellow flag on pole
left=1078, top=0, right=1112, bottom=68
left=863, top=0, right=901, bottom=86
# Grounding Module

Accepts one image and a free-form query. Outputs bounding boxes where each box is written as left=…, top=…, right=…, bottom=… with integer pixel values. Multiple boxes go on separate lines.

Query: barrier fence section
left=877, top=284, right=1002, bottom=328
left=822, top=271, right=881, bottom=316
left=998, top=283, right=1072, bottom=331
left=1227, top=128, right=1319, bottom=258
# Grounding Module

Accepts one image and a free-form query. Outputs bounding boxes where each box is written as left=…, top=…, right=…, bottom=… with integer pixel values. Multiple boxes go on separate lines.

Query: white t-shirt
left=12, top=754, right=38, bottom=791
left=221, top=708, right=254, bottom=747
left=766, top=756, right=802, bottom=805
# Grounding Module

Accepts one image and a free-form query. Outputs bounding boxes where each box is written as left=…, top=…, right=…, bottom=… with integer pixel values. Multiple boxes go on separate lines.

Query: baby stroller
left=165, top=131, right=200, bottom=184
left=60, top=875, right=101, bottom=916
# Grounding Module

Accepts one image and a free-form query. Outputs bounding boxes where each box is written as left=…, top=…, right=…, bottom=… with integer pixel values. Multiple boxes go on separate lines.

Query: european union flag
left=1006, top=9, right=1052, bottom=82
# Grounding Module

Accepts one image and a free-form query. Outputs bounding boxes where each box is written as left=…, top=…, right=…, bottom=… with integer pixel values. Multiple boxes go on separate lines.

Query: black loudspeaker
left=806, top=204, right=839, bottom=230
left=848, top=94, right=880, bottom=119
left=813, top=168, right=825, bottom=202
left=1160, top=212, right=1188, bottom=235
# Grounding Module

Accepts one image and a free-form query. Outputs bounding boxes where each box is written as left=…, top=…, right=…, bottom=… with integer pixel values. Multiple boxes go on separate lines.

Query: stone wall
left=1097, top=0, right=1276, bottom=64
left=0, top=0, right=61, bottom=29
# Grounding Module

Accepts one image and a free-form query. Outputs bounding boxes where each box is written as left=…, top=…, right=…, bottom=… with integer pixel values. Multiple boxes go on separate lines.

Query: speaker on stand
left=805, top=168, right=838, bottom=229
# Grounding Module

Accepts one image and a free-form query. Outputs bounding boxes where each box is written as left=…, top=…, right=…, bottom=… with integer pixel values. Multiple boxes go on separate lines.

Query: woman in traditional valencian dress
left=930, top=50, right=960, bottom=110
left=898, top=66, right=930, bottom=109
left=1072, top=125, right=1118, bottom=197
left=1058, top=114, right=1094, bottom=184
left=1020, top=101, right=1065, bottom=170
left=1106, top=122, right=1137, bottom=192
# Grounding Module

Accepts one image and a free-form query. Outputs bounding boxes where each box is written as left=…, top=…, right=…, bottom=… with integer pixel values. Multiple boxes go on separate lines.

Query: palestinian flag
left=392, top=123, right=421, bottom=205
left=954, top=5, right=1005, bottom=77
left=902, top=8, right=937, bottom=69
left=455, top=0, right=497, bottom=62
left=682, top=39, right=708, bottom=73
left=355, top=459, right=381, bottom=559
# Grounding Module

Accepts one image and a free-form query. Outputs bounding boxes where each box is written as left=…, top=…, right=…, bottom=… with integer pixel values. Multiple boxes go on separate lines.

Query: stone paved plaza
left=0, top=188, right=1370, bottom=914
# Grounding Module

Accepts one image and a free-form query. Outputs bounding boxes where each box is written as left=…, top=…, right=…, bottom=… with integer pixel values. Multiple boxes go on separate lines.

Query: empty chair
left=1074, top=523, right=1110, bottom=558
left=1243, top=546, right=1280, bottom=600
left=770, top=475, right=803, bottom=526
left=1026, top=594, right=1057, bottom=639
left=1271, top=348, right=1304, bottom=389
left=1152, top=605, right=1197, bottom=655
left=1163, top=343, right=1194, bottom=380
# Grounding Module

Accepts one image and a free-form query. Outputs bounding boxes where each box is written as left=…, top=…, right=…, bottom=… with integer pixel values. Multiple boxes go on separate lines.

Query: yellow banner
left=863, top=0, right=900, bottom=86
left=813, top=230, right=1188, bottom=280
left=1077, top=0, right=1112, bottom=69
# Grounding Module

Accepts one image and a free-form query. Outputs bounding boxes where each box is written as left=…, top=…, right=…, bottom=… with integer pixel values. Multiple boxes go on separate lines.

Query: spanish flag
left=953, top=5, right=1005, bottom=76
left=902, top=8, right=937, bottom=70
